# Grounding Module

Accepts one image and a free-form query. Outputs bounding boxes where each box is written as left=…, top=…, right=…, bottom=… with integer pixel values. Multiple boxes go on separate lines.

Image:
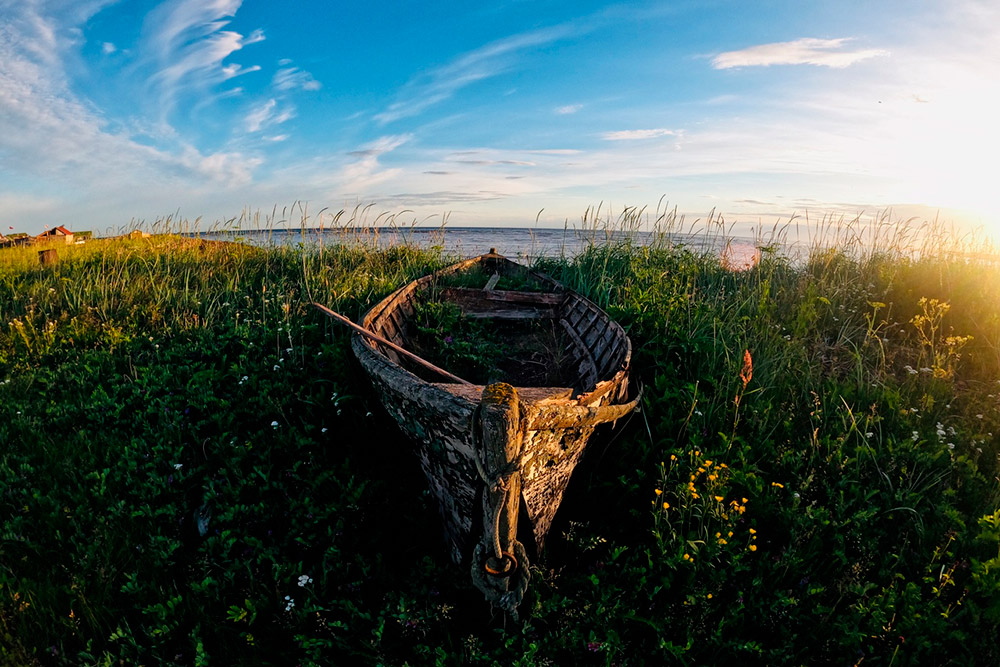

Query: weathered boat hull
left=351, top=252, right=638, bottom=563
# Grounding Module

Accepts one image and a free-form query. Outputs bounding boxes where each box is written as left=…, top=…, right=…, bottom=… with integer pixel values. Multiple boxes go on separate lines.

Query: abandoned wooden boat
left=315, top=249, right=638, bottom=613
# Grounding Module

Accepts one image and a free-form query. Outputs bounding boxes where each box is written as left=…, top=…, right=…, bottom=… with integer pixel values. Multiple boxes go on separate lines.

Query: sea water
left=197, top=226, right=762, bottom=265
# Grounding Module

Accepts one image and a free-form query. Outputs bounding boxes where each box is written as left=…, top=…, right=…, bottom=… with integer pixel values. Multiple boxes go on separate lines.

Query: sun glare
left=877, top=70, right=1000, bottom=238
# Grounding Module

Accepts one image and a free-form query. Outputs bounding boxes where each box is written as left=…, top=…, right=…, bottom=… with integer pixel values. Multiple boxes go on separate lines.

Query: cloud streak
left=142, top=0, right=264, bottom=116
left=0, top=0, right=266, bottom=230
left=338, top=135, right=412, bottom=193
left=374, top=23, right=583, bottom=125
left=602, top=129, right=677, bottom=141
left=713, top=38, right=888, bottom=69
left=555, top=104, right=582, bottom=115
left=273, top=65, right=321, bottom=92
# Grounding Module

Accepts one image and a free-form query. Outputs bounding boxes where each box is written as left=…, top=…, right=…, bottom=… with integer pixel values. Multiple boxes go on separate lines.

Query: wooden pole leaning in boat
left=311, top=302, right=472, bottom=386
left=470, top=383, right=531, bottom=618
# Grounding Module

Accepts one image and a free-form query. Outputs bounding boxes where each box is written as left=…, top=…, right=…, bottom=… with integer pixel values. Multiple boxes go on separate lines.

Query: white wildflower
left=297, top=575, right=313, bottom=587
left=271, top=421, right=279, bottom=428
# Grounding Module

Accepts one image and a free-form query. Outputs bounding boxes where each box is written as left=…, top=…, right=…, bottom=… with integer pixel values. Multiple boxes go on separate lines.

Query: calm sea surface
left=197, top=226, right=761, bottom=264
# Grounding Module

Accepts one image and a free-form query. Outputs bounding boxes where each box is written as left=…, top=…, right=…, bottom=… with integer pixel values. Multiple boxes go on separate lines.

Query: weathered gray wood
left=437, top=287, right=562, bottom=319
left=434, top=384, right=573, bottom=403
left=559, top=318, right=599, bottom=387
left=347, top=251, right=637, bottom=563
left=464, top=310, right=550, bottom=320
left=477, top=383, right=522, bottom=565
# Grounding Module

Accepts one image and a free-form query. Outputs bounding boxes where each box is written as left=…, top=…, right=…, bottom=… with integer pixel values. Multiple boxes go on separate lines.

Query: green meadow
left=1, top=214, right=999, bottom=665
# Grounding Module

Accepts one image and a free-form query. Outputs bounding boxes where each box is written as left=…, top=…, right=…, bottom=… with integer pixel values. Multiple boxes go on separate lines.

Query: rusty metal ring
left=483, top=551, right=518, bottom=577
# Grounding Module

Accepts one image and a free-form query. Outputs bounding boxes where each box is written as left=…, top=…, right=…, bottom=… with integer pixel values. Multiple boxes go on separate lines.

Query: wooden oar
left=311, top=302, right=473, bottom=386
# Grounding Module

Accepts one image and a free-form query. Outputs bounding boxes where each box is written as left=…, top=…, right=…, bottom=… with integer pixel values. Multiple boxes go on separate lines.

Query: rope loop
left=470, top=539, right=531, bottom=620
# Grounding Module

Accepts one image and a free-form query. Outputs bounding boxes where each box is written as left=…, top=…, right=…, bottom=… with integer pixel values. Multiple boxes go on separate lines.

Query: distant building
left=0, top=233, right=32, bottom=248
left=35, top=226, right=75, bottom=244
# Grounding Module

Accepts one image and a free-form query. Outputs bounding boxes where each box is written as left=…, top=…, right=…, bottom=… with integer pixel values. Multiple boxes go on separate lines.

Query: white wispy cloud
left=273, top=66, right=321, bottom=92
left=0, top=0, right=265, bottom=230
left=245, top=99, right=276, bottom=132
left=338, top=135, right=412, bottom=193
left=374, top=23, right=583, bottom=125
left=244, top=98, right=296, bottom=132
left=712, top=38, right=888, bottom=69
left=102, top=42, right=116, bottom=54
left=555, top=104, right=583, bottom=115
left=601, top=128, right=677, bottom=141
left=142, top=0, right=264, bottom=116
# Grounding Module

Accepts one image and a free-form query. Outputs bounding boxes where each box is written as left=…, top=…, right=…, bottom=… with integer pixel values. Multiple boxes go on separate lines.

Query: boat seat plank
left=432, top=383, right=574, bottom=403
left=438, top=287, right=564, bottom=306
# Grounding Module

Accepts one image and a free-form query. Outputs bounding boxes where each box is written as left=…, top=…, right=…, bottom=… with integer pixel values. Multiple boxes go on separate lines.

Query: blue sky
left=2, top=0, right=998, bottom=235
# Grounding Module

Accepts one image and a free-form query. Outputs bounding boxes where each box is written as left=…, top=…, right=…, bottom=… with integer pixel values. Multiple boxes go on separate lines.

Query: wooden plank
left=559, top=318, right=598, bottom=387
left=564, top=296, right=589, bottom=329
left=474, top=383, right=522, bottom=573
left=463, top=310, right=551, bottom=320
left=576, top=310, right=603, bottom=349
left=434, top=383, right=574, bottom=403
left=593, top=327, right=619, bottom=375
left=438, top=287, right=563, bottom=306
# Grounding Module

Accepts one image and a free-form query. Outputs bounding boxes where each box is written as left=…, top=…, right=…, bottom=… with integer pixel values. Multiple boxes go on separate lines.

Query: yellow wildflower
left=718, top=538, right=727, bottom=545
left=670, top=454, right=678, bottom=462
left=706, top=593, right=713, bottom=599
left=704, top=460, right=713, bottom=466
left=714, top=496, right=724, bottom=502
left=741, top=497, right=748, bottom=503
left=749, top=528, right=757, bottom=535
left=715, top=532, right=722, bottom=538
left=749, top=544, right=757, bottom=552
left=708, top=474, right=717, bottom=481
left=771, top=483, right=784, bottom=488
left=683, top=553, right=691, bottom=561
left=662, top=502, right=670, bottom=510
left=655, top=488, right=663, bottom=496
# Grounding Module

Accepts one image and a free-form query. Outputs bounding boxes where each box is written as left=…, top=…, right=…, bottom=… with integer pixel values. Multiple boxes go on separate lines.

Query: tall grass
left=1, top=210, right=999, bottom=665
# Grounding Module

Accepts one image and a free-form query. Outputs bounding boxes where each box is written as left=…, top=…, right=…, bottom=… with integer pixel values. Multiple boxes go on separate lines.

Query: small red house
left=34, top=226, right=75, bottom=244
